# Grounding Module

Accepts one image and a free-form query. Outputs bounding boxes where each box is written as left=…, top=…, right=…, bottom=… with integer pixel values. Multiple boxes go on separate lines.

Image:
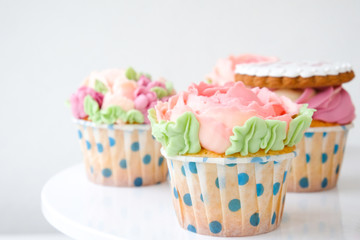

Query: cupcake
left=235, top=61, right=355, bottom=192
left=206, top=54, right=277, bottom=85
left=148, top=81, right=314, bottom=236
left=70, top=67, right=175, bottom=187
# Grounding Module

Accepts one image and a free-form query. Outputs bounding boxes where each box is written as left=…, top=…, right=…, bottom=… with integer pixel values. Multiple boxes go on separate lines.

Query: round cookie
left=235, top=61, right=355, bottom=89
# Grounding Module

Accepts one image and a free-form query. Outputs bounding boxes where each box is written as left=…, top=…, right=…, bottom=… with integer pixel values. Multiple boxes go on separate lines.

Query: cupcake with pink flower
left=70, top=67, right=175, bottom=187
left=148, top=81, right=314, bottom=236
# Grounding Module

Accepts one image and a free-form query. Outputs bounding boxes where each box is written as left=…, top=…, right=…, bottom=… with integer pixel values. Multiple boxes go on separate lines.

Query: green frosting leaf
left=125, top=67, right=138, bottom=81
left=83, top=95, right=145, bottom=124
left=284, top=104, right=316, bottom=146
left=165, top=81, right=174, bottom=93
left=226, top=105, right=315, bottom=156
left=123, top=109, right=144, bottom=124
left=137, top=72, right=152, bottom=80
left=94, top=79, right=108, bottom=94
left=100, top=106, right=124, bottom=124
left=148, top=108, right=201, bottom=156
left=226, top=117, right=268, bottom=156
left=151, top=87, right=168, bottom=99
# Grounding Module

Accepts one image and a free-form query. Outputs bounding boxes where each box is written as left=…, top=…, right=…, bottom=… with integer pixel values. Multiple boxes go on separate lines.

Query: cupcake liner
left=74, top=119, right=167, bottom=187
left=163, top=149, right=297, bottom=237
left=287, top=124, right=353, bottom=192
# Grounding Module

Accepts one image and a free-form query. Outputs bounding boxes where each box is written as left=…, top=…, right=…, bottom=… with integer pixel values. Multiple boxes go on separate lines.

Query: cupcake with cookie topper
left=235, top=61, right=355, bottom=192
left=148, top=81, right=314, bottom=236
left=70, top=67, right=175, bottom=187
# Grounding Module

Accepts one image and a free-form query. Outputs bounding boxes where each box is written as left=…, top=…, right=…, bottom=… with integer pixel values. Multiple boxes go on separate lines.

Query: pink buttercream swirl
left=296, top=86, right=355, bottom=124
left=207, top=54, right=278, bottom=85
left=155, top=81, right=301, bottom=153
left=70, top=86, right=104, bottom=119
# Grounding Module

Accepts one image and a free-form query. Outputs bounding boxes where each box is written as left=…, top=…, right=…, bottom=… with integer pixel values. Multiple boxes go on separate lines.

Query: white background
left=0, top=0, right=359, bottom=235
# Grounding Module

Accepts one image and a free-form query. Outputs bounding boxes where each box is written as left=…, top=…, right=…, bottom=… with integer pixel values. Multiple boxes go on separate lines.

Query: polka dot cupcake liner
left=162, top=149, right=296, bottom=237
left=74, top=119, right=168, bottom=187
left=288, top=124, right=353, bottom=192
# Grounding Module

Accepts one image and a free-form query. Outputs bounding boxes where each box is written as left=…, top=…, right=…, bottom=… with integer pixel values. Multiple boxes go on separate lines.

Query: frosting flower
left=296, top=86, right=355, bottom=124
left=70, top=67, right=174, bottom=124
left=70, top=86, right=104, bottom=119
left=207, top=54, right=277, bottom=85
left=152, top=81, right=312, bottom=155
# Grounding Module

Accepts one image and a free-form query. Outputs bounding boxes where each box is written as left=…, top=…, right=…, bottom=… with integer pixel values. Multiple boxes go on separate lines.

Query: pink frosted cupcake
left=70, top=67, right=175, bottom=187
left=206, top=54, right=277, bottom=85
left=149, top=81, right=314, bottom=236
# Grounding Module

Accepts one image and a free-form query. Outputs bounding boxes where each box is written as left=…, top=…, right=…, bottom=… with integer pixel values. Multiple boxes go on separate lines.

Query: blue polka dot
left=306, top=154, right=311, bottom=163
left=183, top=193, right=192, bottom=206
left=256, top=183, right=264, bottom=197
left=228, top=199, right=241, bottom=212
left=108, top=124, right=114, bottom=130
left=238, top=173, right=249, bottom=186
left=171, top=160, right=174, bottom=168
left=90, top=166, right=94, bottom=174
left=78, top=130, right=82, bottom=139
left=251, top=157, right=263, bottom=163
left=173, top=187, right=179, bottom=199
left=134, top=177, right=143, bottom=187
left=283, top=171, right=288, bottom=183
left=305, top=132, right=314, bottom=138
left=293, top=151, right=298, bottom=157
left=250, top=213, right=260, bottom=226
left=108, top=137, right=115, bottom=147
left=203, top=157, right=208, bottom=162
left=97, top=143, right=104, bottom=153
left=131, top=142, right=139, bottom=151
left=336, top=164, right=340, bottom=174
left=227, top=157, right=236, bottom=160
left=158, top=156, right=164, bottom=166
left=143, top=154, right=151, bottom=164
left=271, top=212, right=276, bottom=225
left=189, top=162, right=197, bottom=174
left=181, top=166, right=186, bottom=176
left=102, top=168, right=112, bottom=178
left=215, top=178, right=219, bottom=189
left=259, top=161, right=268, bottom=165
left=200, top=194, right=204, bottom=202
left=226, top=163, right=237, bottom=167
left=151, top=135, right=155, bottom=140
left=119, top=159, right=127, bottom=169
left=321, top=178, right=328, bottom=188
left=299, top=177, right=309, bottom=188
left=86, top=141, right=91, bottom=150
left=273, top=182, right=280, bottom=195
left=341, top=125, right=347, bottom=131
left=209, top=221, right=222, bottom=234
left=323, top=132, right=327, bottom=137
left=334, top=144, right=339, bottom=154
left=187, top=224, right=196, bottom=233
left=322, top=153, right=328, bottom=163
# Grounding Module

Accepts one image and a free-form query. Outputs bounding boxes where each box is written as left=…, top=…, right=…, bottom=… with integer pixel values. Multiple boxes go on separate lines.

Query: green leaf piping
left=94, top=79, right=108, bottom=94
left=83, top=95, right=144, bottom=124
left=148, top=108, right=201, bottom=156
left=150, top=87, right=168, bottom=99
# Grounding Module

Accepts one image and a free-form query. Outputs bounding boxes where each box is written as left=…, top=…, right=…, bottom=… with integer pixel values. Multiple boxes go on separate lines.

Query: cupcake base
left=287, top=124, right=352, bottom=192
left=164, top=149, right=296, bottom=237
left=75, top=119, right=168, bottom=187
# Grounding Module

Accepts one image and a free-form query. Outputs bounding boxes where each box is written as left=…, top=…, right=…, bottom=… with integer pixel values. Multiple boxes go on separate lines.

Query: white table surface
left=41, top=148, right=360, bottom=240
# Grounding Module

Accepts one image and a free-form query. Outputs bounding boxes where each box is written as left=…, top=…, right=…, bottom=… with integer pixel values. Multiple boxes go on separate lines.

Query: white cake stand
left=42, top=150, right=360, bottom=240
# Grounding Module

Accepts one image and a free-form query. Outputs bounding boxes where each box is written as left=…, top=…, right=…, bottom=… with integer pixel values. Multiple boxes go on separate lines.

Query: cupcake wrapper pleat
left=288, top=125, right=351, bottom=192
left=75, top=121, right=167, bottom=187
left=166, top=154, right=294, bottom=237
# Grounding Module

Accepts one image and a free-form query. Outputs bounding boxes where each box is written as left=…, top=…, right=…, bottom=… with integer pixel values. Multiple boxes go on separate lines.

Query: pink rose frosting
left=296, top=86, right=355, bottom=124
left=155, top=81, right=301, bottom=153
left=207, top=54, right=278, bottom=85
left=70, top=86, right=104, bottom=119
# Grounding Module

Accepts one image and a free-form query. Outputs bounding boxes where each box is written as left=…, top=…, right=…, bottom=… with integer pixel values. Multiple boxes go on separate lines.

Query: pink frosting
left=207, top=54, right=278, bottom=85
left=297, top=86, right=355, bottom=124
left=70, top=86, right=104, bottom=119
left=155, top=82, right=301, bottom=153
